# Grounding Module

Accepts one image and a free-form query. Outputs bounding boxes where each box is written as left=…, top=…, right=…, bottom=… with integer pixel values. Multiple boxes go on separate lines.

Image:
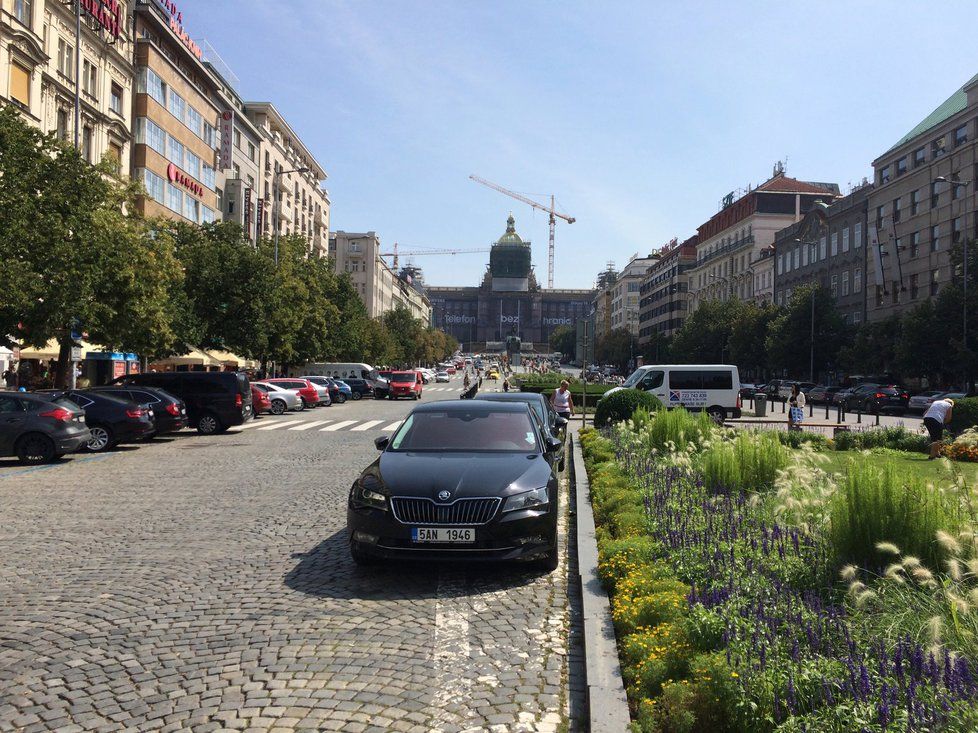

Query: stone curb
left=570, top=430, right=631, bottom=732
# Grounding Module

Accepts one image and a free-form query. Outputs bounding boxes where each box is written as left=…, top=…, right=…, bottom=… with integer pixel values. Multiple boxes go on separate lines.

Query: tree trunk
left=55, top=337, right=71, bottom=388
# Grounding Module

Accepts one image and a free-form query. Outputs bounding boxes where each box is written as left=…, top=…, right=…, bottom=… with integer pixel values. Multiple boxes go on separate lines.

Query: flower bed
left=581, top=412, right=978, bottom=732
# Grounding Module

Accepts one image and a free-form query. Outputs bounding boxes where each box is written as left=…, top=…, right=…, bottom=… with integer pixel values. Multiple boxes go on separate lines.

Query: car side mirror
left=374, top=435, right=390, bottom=451
left=553, top=415, right=568, bottom=429
left=544, top=435, right=562, bottom=453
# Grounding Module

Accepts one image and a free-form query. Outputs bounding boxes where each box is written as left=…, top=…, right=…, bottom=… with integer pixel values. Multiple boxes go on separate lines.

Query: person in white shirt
left=923, top=398, right=954, bottom=459
left=788, top=383, right=806, bottom=431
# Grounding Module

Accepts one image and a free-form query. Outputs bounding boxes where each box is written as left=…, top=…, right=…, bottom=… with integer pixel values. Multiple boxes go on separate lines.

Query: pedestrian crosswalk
left=234, top=415, right=405, bottom=435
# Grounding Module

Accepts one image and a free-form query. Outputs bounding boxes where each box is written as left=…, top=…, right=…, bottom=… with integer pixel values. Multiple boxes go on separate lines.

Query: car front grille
left=391, top=497, right=501, bottom=525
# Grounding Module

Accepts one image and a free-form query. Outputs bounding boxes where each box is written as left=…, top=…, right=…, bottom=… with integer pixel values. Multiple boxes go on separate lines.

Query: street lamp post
left=934, top=175, right=972, bottom=388
left=272, top=166, right=311, bottom=266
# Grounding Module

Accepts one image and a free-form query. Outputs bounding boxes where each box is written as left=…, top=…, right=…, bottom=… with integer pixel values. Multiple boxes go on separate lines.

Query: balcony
left=696, top=235, right=754, bottom=267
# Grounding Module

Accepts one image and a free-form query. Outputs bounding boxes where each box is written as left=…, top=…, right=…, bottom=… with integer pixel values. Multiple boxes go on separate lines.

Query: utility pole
left=581, top=320, right=589, bottom=428
left=810, top=285, right=816, bottom=383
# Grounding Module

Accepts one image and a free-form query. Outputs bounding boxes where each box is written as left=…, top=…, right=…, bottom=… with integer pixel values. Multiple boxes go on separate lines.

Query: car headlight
left=352, top=474, right=388, bottom=510
left=502, top=487, right=549, bottom=513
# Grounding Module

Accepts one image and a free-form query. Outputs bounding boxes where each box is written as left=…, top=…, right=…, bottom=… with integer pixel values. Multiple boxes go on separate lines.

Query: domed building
left=427, top=215, right=595, bottom=351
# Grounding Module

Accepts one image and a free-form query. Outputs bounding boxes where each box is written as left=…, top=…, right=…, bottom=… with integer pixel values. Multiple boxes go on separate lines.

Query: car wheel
left=196, top=413, right=221, bottom=435
left=295, top=400, right=305, bottom=411
left=350, top=541, right=375, bottom=566
left=15, top=433, right=56, bottom=465
left=86, top=424, right=115, bottom=452
left=352, top=392, right=362, bottom=401
left=270, top=399, right=286, bottom=415
left=706, top=406, right=726, bottom=424
left=337, top=394, right=347, bottom=404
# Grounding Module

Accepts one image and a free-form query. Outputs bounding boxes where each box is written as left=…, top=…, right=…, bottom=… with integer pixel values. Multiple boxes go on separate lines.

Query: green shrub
left=642, top=408, right=715, bottom=452
left=833, top=426, right=929, bottom=453
left=594, top=389, right=663, bottom=428
left=774, top=430, right=830, bottom=451
left=948, top=396, right=978, bottom=436
left=596, top=536, right=663, bottom=592
left=700, top=431, right=789, bottom=493
left=828, top=459, right=959, bottom=569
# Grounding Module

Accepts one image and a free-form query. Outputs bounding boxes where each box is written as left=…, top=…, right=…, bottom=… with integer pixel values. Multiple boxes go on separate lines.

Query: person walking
left=502, top=377, right=510, bottom=393
left=787, top=383, right=805, bottom=431
left=923, top=397, right=954, bottom=459
left=2, top=365, right=17, bottom=390
left=552, top=380, right=574, bottom=421
left=463, top=373, right=471, bottom=391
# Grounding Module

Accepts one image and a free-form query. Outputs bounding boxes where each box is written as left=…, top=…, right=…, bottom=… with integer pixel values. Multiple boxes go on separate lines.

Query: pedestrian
left=551, top=380, right=574, bottom=421
left=503, top=377, right=510, bottom=393
left=923, top=397, right=954, bottom=460
left=2, top=365, right=16, bottom=390
left=788, top=383, right=805, bottom=431
left=463, top=373, right=471, bottom=390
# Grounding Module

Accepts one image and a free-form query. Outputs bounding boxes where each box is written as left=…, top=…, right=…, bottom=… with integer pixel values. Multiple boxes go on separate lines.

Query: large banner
left=868, top=224, right=886, bottom=292
left=219, top=110, right=234, bottom=169
left=244, top=187, right=252, bottom=240
left=255, top=199, right=264, bottom=237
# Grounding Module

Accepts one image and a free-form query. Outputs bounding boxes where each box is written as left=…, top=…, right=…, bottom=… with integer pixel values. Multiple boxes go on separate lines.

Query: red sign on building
left=167, top=162, right=204, bottom=197
left=81, top=0, right=122, bottom=38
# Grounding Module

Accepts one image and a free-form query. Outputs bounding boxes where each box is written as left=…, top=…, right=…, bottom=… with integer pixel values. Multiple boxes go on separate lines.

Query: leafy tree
left=383, top=306, right=425, bottom=365
left=671, top=299, right=744, bottom=363
left=638, top=331, right=671, bottom=365
left=838, top=316, right=900, bottom=376
left=765, top=284, right=848, bottom=379
left=595, top=328, right=636, bottom=372
left=728, top=301, right=778, bottom=379
left=549, top=325, right=577, bottom=357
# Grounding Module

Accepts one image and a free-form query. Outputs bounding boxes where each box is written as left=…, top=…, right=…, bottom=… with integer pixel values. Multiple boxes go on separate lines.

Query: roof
left=754, top=174, right=839, bottom=195
left=886, top=72, right=978, bottom=154
left=477, top=392, right=547, bottom=404
left=412, top=400, right=530, bottom=413
left=242, top=101, right=328, bottom=180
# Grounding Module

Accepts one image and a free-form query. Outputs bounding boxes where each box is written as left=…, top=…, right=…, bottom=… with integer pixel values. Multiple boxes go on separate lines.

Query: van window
left=669, top=371, right=703, bottom=390
left=185, top=376, right=226, bottom=394
left=701, top=371, right=733, bottom=390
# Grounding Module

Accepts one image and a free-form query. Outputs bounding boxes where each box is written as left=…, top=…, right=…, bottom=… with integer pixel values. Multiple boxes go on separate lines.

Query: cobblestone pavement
left=0, top=383, right=583, bottom=732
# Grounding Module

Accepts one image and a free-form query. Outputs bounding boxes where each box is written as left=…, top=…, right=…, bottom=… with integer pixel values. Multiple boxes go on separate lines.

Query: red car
left=261, top=378, right=320, bottom=408
left=388, top=371, right=424, bottom=400
left=251, top=383, right=272, bottom=415
left=446, top=366, right=457, bottom=375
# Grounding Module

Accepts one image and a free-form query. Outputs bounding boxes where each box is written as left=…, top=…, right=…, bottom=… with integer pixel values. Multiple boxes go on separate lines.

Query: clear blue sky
left=188, top=1, right=978, bottom=289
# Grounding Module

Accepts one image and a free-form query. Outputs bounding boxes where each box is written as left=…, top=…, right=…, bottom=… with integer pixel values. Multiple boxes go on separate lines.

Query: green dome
left=496, top=214, right=525, bottom=245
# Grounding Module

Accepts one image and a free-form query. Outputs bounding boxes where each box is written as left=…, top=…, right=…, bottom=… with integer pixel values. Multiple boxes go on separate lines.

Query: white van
left=299, top=363, right=378, bottom=381
left=602, top=364, right=742, bottom=421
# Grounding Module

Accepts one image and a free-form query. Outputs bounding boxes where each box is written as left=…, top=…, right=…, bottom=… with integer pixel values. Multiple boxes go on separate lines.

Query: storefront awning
left=205, top=350, right=259, bottom=369
left=17, top=339, right=105, bottom=361
left=149, top=346, right=223, bottom=368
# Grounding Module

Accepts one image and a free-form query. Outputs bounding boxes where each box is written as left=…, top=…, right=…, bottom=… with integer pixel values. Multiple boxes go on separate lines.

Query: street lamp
left=273, top=166, right=311, bottom=265
left=935, top=175, right=973, bottom=388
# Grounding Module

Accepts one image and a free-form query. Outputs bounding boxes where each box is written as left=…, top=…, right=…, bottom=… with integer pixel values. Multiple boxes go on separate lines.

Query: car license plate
left=411, top=527, right=474, bottom=543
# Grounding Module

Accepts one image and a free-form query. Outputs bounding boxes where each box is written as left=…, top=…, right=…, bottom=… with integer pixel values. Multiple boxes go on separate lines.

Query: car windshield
left=389, top=410, right=540, bottom=452
left=621, top=368, right=645, bottom=388
left=391, top=372, right=415, bottom=383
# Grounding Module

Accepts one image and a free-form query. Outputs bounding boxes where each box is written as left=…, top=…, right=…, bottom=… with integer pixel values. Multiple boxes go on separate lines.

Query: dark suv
left=0, top=393, right=91, bottom=464
left=91, top=385, right=188, bottom=435
left=114, top=371, right=252, bottom=434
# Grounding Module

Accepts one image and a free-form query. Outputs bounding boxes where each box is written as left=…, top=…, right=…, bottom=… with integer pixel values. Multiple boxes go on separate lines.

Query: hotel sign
left=152, top=0, right=202, bottom=60
left=167, top=162, right=204, bottom=197
left=81, top=0, right=122, bottom=38
left=219, top=110, right=234, bottom=169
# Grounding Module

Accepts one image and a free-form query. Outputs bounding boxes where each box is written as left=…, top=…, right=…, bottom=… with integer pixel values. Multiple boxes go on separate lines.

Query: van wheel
left=352, top=392, right=362, bottom=401
left=270, top=399, right=286, bottom=415
left=706, top=406, right=726, bottom=424
left=197, top=413, right=221, bottom=435
left=15, top=433, right=56, bottom=465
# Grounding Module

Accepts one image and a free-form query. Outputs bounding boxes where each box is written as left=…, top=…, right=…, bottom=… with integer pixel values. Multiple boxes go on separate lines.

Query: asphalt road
left=0, top=375, right=582, bottom=733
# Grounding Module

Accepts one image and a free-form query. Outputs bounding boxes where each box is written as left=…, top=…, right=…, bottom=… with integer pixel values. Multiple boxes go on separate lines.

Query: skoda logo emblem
left=437, top=490, right=451, bottom=502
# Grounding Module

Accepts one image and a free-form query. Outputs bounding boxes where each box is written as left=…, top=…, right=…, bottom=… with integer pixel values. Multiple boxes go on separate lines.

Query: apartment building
left=329, top=231, right=431, bottom=323
left=638, top=236, right=697, bottom=344
left=246, top=102, right=329, bottom=256
left=866, top=72, right=978, bottom=321
left=689, top=171, right=840, bottom=309
left=750, top=246, right=775, bottom=305
left=132, top=0, right=220, bottom=224
left=610, top=254, right=657, bottom=338
left=2, top=0, right=133, bottom=170
left=774, top=184, right=871, bottom=325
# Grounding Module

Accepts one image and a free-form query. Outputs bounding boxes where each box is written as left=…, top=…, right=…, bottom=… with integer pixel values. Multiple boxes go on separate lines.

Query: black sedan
left=860, top=385, right=910, bottom=414
left=37, top=389, right=156, bottom=452
left=90, top=385, right=188, bottom=435
left=343, top=378, right=375, bottom=400
left=347, top=400, right=562, bottom=570
left=477, top=391, right=567, bottom=471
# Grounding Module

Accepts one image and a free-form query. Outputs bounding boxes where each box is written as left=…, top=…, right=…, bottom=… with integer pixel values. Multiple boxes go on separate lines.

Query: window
left=880, top=165, right=891, bottom=184
left=203, top=123, right=216, bottom=148
left=9, top=62, right=30, bottom=107
left=167, top=183, right=182, bottom=213
left=186, top=105, right=202, bottom=137
left=831, top=232, right=838, bottom=257
left=233, top=129, right=242, bottom=149
left=931, top=180, right=940, bottom=208
left=910, top=189, right=920, bottom=215
left=932, top=224, right=940, bottom=252
left=167, top=135, right=184, bottom=168
left=854, top=267, right=862, bottom=293
left=792, top=247, right=799, bottom=269
left=138, top=117, right=165, bottom=155
left=911, top=231, right=921, bottom=257
left=842, top=227, right=850, bottom=253
left=830, top=273, right=838, bottom=297
left=853, top=311, right=862, bottom=325
left=802, top=243, right=809, bottom=267
left=932, top=136, right=947, bottom=158
left=953, top=217, right=963, bottom=243
left=142, top=67, right=166, bottom=106
left=955, top=124, right=968, bottom=147
left=82, top=60, right=97, bottom=98
left=953, top=180, right=965, bottom=200
left=875, top=205, right=885, bottom=228
left=892, top=197, right=901, bottom=223
left=854, top=223, right=862, bottom=248
left=910, top=273, right=919, bottom=299
left=931, top=269, right=940, bottom=296
left=896, top=157, right=907, bottom=176
left=202, top=164, right=215, bottom=189
left=167, top=90, right=185, bottom=123
left=819, top=236, right=827, bottom=260
left=183, top=195, right=199, bottom=223
left=185, top=151, right=201, bottom=179
left=776, top=254, right=783, bottom=275
left=56, top=108, right=68, bottom=141
left=58, top=38, right=73, bottom=79
left=201, top=205, right=215, bottom=224
left=913, top=147, right=926, bottom=167
left=110, top=82, right=123, bottom=115
left=842, top=270, right=850, bottom=296
left=107, top=142, right=122, bottom=173
left=143, top=168, right=165, bottom=202
left=14, top=0, right=32, bottom=25
left=82, top=125, right=93, bottom=162
left=248, top=141, right=256, bottom=162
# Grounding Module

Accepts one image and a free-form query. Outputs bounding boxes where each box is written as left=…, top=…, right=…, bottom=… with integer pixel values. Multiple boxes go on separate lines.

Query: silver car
left=253, top=382, right=303, bottom=415
left=908, top=390, right=945, bottom=413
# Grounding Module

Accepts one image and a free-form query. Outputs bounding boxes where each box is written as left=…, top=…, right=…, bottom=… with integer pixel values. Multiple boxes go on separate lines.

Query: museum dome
left=496, top=214, right=526, bottom=246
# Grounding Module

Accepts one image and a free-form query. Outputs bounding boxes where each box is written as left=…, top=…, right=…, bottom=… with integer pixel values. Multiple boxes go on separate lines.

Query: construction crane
left=469, top=174, right=576, bottom=289
left=381, top=243, right=492, bottom=269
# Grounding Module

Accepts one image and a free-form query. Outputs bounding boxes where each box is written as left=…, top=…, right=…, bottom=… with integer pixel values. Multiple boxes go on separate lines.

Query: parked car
left=262, top=378, right=323, bottom=408
left=446, top=366, right=457, bottom=375
left=858, top=385, right=911, bottom=414
left=777, top=381, right=817, bottom=399
left=90, top=385, right=188, bottom=435
left=738, top=383, right=760, bottom=400
left=38, top=389, right=156, bottom=451
left=253, top=382, right=303, bottom=415
left=478, top=391, right=568, bottom=471
left=837, top=383, right=881, bottom=411
left=302, top=376, right=347, bottom=404
left=807, top=385, right=840, bottom=405
left=435, top=371, right=450, bottom=383
left=0, top=392, right=91, bottom=464
left=114, top=371, right=252, bottom=434
left=387, top=371, right=424, bottom=400
left=907, top=390, right=946, bottom=413
left=347, top=400, right=562, bottom=570
left=939, top=391, right=968, bottom=402
left=342, top=378, right=375, bottom=401
left=251, top=383, right=273, bottom=415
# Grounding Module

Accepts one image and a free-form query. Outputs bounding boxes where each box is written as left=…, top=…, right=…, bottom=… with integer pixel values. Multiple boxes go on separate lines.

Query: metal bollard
left=782, top=398, right=786, bottom=414
left=875, top=408, right=880, bottom=426
left=838, top=404, right=845, bottom=423
left=857, top=407, right=861, bottom=424
left=809, top=401, right=813, bottom=417
left=824, top=402, right=829, bottom=420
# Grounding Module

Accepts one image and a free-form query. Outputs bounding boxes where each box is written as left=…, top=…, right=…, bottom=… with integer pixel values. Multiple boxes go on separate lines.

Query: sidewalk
left=733, top=403, right=925, bottom=436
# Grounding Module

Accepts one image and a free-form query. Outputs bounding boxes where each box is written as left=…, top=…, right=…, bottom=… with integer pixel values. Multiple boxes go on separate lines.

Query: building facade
left=773, top=184, right=871, bottom=325
left=245, top=102, right=329, bottom=256
left=610, top=254, right=657, bottom=337
left=2, top=0, right=133, bottom=171
left=132, top=0, right=220, bottom=224
left=427, top=216, right=594, bottom=350
left=866, top=73, right=978, bottom=321
left=638, top=236, right=697, bottom=344
left=689, top=172, right=841, bottom=309
left=329, top=231, right=430, bottom=323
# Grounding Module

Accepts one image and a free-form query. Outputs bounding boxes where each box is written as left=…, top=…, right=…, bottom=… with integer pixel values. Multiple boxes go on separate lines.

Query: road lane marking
left=256, top=421, right=297, bottom=431
left=350, top=419, right=385, bottom=432
left=289, top=420, right=332, bottom=431
left=381, top=421, right=402, bottom=432
left=321, top=420, right=359, bottom=431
